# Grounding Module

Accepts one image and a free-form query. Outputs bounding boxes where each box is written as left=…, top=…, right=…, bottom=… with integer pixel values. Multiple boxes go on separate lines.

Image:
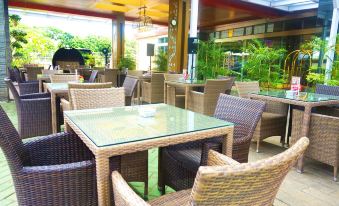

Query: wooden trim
left=204, top=10, right=317, bottom=32
left=215, top=27, right=322, bottom=43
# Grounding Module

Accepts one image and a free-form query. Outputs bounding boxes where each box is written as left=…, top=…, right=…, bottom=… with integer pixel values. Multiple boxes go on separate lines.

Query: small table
left=127, top=74, right=151, bottom=105
left=164, top=79, right=206, bottom=109
left=64, top=104, right=234, bottom=206
left=249, top=90, right=339, bottom=172
left=46, top=83, right=69, bottom=133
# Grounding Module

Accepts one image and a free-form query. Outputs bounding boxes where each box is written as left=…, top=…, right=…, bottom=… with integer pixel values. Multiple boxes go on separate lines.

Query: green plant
left=9, top=14, right=28, bottom=64
left=154, top=50, right=168, bottom=72
left=118, top=56, right=136, bottom=70
left=197, top=40, right=230, bottom=80
left=242, top=39, right=286, bottom=87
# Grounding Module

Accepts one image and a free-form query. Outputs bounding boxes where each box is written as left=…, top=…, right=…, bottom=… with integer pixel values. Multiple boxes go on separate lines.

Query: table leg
left=51, top=92, right=58, bottom=134
left=39, top=80, right=42, bottom=93
left=96, top=157, right=110, bottom=206
left=222, top=128, right=234, bottom=157
left=297, top=105, right=312, bottom=173
left=284, top=104, right=291, bottom=147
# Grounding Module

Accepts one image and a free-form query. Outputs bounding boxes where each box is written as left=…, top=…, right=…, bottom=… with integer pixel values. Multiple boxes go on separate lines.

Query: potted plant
left=118, top=56, right=136, bottom=72
left=154, top=50, right=168, bottom=72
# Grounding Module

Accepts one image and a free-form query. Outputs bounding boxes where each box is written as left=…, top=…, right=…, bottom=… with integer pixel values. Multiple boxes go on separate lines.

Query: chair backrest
left=88, top=70, right=98, bottom=83
left=5, top=78, right=20, bottom=100
left=315, top=84, right=339, bottom=96
left=41, top=70, right=63, bottom=75
left=235, top=81, right=260, bottom=98
left=25, top=67, right=43, bottom=81
left=217, top=76, right=235, bottom=94
left=70, top=87, right=125, bottom=110
left=0, top=106, right=28, bottom=174
left=13, top=68, right=23, bottom=83
left=190, top=137, right=309, bottom=205
left=128, top=70, right=144, bottom=77
left=7, top=68, right=16, bottom=82
left=164, top=74, right=183, bottom=81
left=122, top=76, right=138, bottom=97
left=50, top=74, right=80, bottom=83
left=214, top=94, right=265, bottom=140
left=151, top=73, right=165, bottom=87
left=103, top=69, right=118, bottom=87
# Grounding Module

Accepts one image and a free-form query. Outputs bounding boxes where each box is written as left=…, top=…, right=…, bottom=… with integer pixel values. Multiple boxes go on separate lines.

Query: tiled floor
left=0, top=102, right=338, bottom=206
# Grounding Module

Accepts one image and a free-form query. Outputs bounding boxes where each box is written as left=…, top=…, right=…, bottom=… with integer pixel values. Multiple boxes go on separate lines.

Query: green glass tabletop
left=64, top=104, right=233, bottom=147
left=252, top=90, right=339, bottom=102
left=168, top=79, right=206, bottom=85
left=46, top=83, right=69, bottom=91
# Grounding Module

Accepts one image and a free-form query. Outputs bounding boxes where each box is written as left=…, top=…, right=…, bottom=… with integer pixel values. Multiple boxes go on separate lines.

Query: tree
left=9, top=14, right=28, bottom=59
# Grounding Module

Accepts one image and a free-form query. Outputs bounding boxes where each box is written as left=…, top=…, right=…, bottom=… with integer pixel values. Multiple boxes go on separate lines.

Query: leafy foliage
left=197, top=40, right=230, bottom=80
left=153, top=50, right=168, bottom=72
left=9, top=14, right=28, bottom=59
left=242, top=39, right=286, bottom=87
left=118, top=56, right=136, bottom=70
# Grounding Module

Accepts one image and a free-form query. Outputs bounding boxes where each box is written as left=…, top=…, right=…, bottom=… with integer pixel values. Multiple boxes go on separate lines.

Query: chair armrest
left=61, top=98, right=71, bottom=111
left=187, top=91, right=204, bottom=112
left=207, top=150, right=240, bottom=166
left=24, top=132, right=94, bottom=166
left=20, top=93, right=50, bottom=99
left=112, top=171, right=150, bottom=206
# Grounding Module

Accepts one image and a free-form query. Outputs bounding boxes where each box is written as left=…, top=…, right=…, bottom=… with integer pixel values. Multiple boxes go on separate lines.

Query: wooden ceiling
left=8, top=0, right=289, bottom=27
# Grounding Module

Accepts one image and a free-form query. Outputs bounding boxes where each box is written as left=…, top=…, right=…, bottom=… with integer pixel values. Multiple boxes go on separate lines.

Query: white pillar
left=188, top=0, right=199, bottom=79
left=325, top=0, right=339, bottom=83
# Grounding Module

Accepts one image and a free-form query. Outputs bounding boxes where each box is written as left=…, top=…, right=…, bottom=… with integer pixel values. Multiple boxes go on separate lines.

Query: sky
left=9, top=8, right=136, bottom=40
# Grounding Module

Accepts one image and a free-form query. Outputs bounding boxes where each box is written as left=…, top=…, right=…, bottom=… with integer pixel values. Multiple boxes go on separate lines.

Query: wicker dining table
left=164, top=79, right=206, bottom=109
left=64, top=104, right=234, bottom=206
left=46, top=83, right=69, bottom=133
left=249, top=90, right=339, bottom=173
left=126, top=74, right=151, bottom=105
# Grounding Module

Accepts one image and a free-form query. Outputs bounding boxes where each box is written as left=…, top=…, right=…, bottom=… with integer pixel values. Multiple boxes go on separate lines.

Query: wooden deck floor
left=0, top=102, right=338, bottom=206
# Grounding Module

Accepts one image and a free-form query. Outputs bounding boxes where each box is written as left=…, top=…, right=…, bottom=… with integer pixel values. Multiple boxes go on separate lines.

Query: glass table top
left=252, top=90, right=339, bottom=102
left=64, top=104, right=233, bottom=147
left=167, top=79, right=206, bottom=85
left=46, top=83, right=68, bottom=91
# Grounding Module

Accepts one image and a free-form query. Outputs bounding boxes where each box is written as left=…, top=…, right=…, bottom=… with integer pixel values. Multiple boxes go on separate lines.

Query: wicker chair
left=187, top=79, right=232, bottom=116
left=5, top=78, right=52, bottom=139
left=61, top=82, right=112, bottom=111
left=123, top=76, right=138, bottom=106
left=217, top=76, right=236, bottom=94
left=69, top=87, right=149, bottom=195
left=41, top=70, right=63, bottom=75
left=113, top=137, right=309, bottom=206
left=25, top=66, right=44, bottom=81
left=0, top=106, right=99, bottom=205
left=158, top=94, right=266, bottom=192
left=11, top=68, right=40, bottom=95
left=235, top=81, right=288, bottom=152
left=142, top=73, right=165, bottom=103
left=99, top=69, right=118, bottom=87
left=291, top=109, right=339, bottom=181
left=50, top=74, right=80, bottom=83
left=87, top=70, right=98, bottom=83
left=164, top=74, right=185, bottom=108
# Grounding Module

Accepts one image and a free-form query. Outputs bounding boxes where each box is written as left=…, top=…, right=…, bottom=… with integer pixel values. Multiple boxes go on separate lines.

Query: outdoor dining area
left=1, top=65, right=339, bottom=206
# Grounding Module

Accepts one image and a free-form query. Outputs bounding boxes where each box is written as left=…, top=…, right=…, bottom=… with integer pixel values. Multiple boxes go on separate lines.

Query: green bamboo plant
left=153, top=50, right=168, bottom=72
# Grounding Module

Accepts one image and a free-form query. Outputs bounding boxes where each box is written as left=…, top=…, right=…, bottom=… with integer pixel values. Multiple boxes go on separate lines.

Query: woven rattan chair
left=123, top=76, right=138, bottom=106
left=158, top=94, right=266, bottom=192
left=99, top=69, right=118, bottom=87
left=41, top=70, right=63, bottom=75
left=291, top=109, right=339, bottom=181
left=113, top=137, right=309, bottom=206
left=142, top=73, right=165, bottom=103
left=187, top=79, right=232, bottom=116
left=87, top=70, right=98, bottom=83
left=70, top=87, right=148, bottom=195
left=25, top=66, right=43, bottom=81
left=164, top=74, right=185, bottom=108
left=0, top=106, right=99, bottom=205
left=5, top=78, right=52, bottom=138
left=61, top=82, right=112, bottom=111
left=50, top=74, right=80, bottom=83
left=235, top=81, right=288, bottom=152
left=11, top=68, right=40, bottom=95
left=217, top=76, right=236, bottom=94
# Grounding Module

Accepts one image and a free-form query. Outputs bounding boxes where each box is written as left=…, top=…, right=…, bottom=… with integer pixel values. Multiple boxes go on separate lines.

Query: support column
left=188, top=0, right=199, bottom=79
left=168, top=0, right=190, bottom=73
left=325, top=0, right=339, bottom=82
left=0, top=0, right=10, bottom=100
left=111, top=14, right=125, bottom=69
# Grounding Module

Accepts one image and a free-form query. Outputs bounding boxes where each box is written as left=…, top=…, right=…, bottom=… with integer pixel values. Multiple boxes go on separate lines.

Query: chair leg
left=256, top=140, right=260, bottom=153
left=157, top=148, right=166, bottom=195
left=334, top=166, right=338, bottom=182
left=144, top=181, right=148, bottom=200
